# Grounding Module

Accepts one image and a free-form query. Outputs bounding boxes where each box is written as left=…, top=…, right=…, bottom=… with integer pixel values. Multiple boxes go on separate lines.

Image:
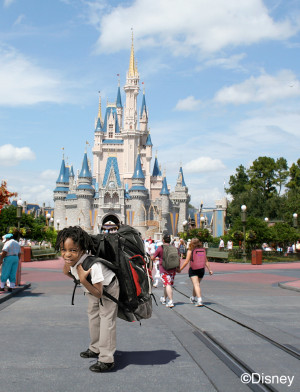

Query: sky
left=0, top=0, right=300, bottom=210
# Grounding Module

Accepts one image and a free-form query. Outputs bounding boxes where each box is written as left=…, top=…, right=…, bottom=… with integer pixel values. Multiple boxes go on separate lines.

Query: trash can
left=22, top=246, right=32, bottom=262
left=251, top=249, right=262, bottom=265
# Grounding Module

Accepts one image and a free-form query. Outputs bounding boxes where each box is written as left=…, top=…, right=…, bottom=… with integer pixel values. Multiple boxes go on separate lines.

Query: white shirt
left=70, top=253, right=115, bottom=293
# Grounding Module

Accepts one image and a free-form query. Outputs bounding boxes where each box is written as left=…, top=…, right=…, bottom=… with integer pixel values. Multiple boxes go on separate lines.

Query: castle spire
left=128, top=30, right=138, bottom=77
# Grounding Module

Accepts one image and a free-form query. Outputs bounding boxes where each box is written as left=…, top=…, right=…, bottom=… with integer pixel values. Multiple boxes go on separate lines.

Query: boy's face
left=60, top=238, right=85, bottom=267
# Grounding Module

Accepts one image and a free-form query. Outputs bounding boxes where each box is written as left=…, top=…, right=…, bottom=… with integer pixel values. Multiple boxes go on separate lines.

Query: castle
left=53, top=38, right=190, bottom=238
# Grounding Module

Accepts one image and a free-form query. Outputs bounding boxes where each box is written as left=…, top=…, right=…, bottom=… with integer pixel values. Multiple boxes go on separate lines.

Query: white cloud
left=0, top=144, right=35, bottom=166
left=214, top=70, right=300, bottom=104
left=40, top=170, right=58, bottom=181
left=174, top=96, right=201, bottom=111
left=184, top=157, right=226, bottom=173
left=0, top=45, right=68, bottom=106
left=3, top=0, right=15, bottom=7
left=88, top=0, right=299, bottom=56
left=203, top=53, right=247, bottom=71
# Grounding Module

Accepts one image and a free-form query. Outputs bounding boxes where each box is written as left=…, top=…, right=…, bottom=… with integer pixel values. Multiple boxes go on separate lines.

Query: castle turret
left=129, top=154, right=148, bottom=236
left=160, top=174, right=170, bottom=233
left=170, top=166, right=190, bottom=232
left=76, top=151, right=94, bottom=230
left=140, top=89, right=148, bottom=133
left=54, top=156, right=69, bottom=229
left=116, top=83, right=123, bottom=128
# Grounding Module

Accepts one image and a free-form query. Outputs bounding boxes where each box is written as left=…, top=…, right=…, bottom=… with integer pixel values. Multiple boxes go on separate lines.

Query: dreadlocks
left=55, top=226, right=94, bottom=252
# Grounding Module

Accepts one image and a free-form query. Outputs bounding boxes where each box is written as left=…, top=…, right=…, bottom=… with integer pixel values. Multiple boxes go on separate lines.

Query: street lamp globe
left=46, top=213, right=51, bottom=220
left=17, top=199, right=23, bottom=207
left=182, top=220, right=188, bottom=226
left=241, top=205, right=247, bottom=212
left=293, top=213, right=298, bottom=219
left=264, top=217, right=269, bottom=222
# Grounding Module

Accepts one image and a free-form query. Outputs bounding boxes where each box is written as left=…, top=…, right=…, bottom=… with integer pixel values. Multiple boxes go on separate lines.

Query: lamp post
left=16, top=199, right=23, bottom=240
left=46, top=213, right=51, bottom=226
left=264, top=217, right=269, bottom=223
left=293, top=213, right=298, bottom=229
left=50, top=217, right=54, bottom=227
left=56, top=219, right=60, bottom=231
left=200, top=216, right=205, bottom=229
left=241, top=205, right=247, bottom=262
left=182, top=220, right=188, bottom=232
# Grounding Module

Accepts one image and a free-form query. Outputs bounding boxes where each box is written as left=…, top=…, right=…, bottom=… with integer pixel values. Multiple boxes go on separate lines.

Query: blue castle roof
left=152, top=157, right=161, bottom=177
left=180, top=167, right=186, bottom=187
left=56, top=159, right=67, bottom=183
left=132, top=154, right=145, bottom=179
left=116, top=86, right=122, bottom=108
left=103, top=157, right=122, bottom=187
left=160, top=176, right=169, bottom=195
left=102, top=107, right=120, bottom=133
left=145, top=133, right=152, bottom=146
left=140, top=92, right=147, bottom=118
left=79, top=152, right=92, bottom=178
left=95, top=117, right=102, bottom=132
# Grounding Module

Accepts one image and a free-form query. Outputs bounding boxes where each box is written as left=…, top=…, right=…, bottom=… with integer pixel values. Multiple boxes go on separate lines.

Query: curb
left=0, top=283, right=31, bottom=304
left=278, top=281, right=300, bottom=293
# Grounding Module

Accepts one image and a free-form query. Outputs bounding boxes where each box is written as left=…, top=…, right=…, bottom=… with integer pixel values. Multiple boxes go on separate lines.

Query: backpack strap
left=71, top=275, right=80, bottom=306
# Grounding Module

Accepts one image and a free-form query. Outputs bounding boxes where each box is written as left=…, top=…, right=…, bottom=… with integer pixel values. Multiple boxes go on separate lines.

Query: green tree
left=274, top=157, right=289, bottom=195
left=226, top=164, right=249, bottom=197
left=286, top=159, right=300, bottom=191
left=248, top=157, right=277, bottom=199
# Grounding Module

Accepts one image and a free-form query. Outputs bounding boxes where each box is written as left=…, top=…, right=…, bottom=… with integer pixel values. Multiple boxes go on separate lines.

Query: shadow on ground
left=114, top=349, right=180, bottom=370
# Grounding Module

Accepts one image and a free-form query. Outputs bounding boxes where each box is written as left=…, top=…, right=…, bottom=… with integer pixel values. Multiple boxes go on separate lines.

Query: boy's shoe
left=195, top=299, right=203, bottom=307
left=166, top=301, right=174, bottom=308
left=160, top=296, right=166, bottom=305
left=189, top=296, right=195, bottom=304
left=89, top=361, right=115, bottom=373
left=80, top=348, right=99, bottom=358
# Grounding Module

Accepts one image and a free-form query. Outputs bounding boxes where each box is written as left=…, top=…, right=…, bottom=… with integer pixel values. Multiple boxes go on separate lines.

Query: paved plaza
left=0, top=259, right=299, bottom=392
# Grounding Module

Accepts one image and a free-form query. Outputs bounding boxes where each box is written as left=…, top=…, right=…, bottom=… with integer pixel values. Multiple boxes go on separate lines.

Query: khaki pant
left=87, top=278, right=119, bottom=363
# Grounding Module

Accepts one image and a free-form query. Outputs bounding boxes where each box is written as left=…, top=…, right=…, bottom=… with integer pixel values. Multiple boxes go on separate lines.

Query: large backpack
left=162, top=245, right=180, bottom=270
left=190, top=248, right=206, bottom=270
left=87, top=225, right=153, bottom=323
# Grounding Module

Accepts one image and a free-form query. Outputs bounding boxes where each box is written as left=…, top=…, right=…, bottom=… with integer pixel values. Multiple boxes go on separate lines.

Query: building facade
left=54, top=39, right=190, bottom=238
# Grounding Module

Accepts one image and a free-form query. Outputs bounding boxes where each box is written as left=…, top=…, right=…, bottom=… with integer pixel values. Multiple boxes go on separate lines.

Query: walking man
left=151, top=233, right=178, bottom=308
left=0, top=233, right=21, bottom=292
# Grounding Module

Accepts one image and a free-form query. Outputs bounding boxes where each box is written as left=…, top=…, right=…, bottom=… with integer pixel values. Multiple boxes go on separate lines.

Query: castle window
left=112, top=193, right=119, bottom=204
left=109, top=132, right=113, bottom=138
left=104, top=192, right=112, bottom=204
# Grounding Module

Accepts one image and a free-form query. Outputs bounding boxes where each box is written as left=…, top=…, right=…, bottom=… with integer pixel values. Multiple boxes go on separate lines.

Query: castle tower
left=123, top=33, right=140, bottom=184
left=129, top=153, right=148, bottom=236
left=170, top=166, right=190, bottom=232
left=160, top=175, right=170, bottom=234
left=116, top=83, right=123, bottom=128
left=76, top=151, right=94, bottom=230
left=54, top=156, right=69, bottom=229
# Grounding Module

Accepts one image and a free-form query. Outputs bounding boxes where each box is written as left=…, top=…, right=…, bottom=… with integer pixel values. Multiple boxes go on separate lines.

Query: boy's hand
left=77, top=264, right=91, bottom=282
left=63, top=262, right=71, bottom=276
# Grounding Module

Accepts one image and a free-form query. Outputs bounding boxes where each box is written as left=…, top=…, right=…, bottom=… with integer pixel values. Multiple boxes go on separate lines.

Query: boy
left=56, top=226, right=119, bottom=372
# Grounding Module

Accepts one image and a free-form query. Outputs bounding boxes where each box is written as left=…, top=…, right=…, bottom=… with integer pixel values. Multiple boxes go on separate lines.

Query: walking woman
left=178, top=238, right=213, bottom=306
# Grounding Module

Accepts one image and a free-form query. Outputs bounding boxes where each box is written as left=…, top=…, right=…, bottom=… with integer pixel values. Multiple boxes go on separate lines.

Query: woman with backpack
left=178, top=238, right=213, bottom=307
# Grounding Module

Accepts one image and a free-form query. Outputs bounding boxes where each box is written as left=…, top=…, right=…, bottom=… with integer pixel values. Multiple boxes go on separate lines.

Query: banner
left=194, top=213, right=201, bottom=228
left=89, top=209, right=97, bottom=229
left=170, top=212, right=179, bottom=236
left=126, top=210, right=135, bottom=226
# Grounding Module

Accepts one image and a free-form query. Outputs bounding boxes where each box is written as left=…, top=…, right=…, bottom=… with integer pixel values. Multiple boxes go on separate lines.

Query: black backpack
left=162, top=245, right=180, bottom=270
left=86, top=225, right=153, bottom=322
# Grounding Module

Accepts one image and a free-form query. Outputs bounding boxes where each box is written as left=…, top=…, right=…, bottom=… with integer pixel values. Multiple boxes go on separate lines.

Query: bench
left=31, top=248, right=57, bottom=261
left=206, top=249, right=229, bottom=263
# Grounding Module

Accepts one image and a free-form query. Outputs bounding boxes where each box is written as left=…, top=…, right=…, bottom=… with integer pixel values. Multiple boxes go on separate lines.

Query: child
left=56, top=226, right=119, bottom=373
